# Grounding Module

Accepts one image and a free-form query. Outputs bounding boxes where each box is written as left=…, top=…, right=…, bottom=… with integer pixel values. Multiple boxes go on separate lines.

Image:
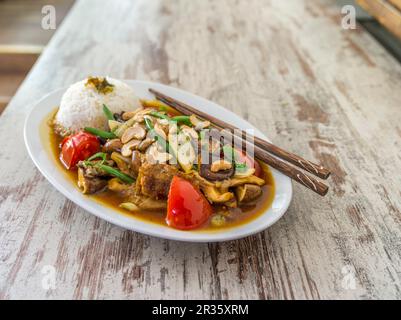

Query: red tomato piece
left=167, top=176, right=213, bottom=230
left=60, top=132, right=100, bottom=170
left=235, top=149, right=263, bottom=178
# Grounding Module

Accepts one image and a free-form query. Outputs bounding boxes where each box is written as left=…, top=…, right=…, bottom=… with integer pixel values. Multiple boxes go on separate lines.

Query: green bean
left=150, top=111, right=171, bottom=121
left=171, top=115, right=192, bottom=126
left=150, top=112, right=192, bottom=127
left=83, top=152, right=134, bottom=183
left=84, top=152, right=107, bottom=165
left=97, top=164, right=135, bottom=184
left=103, top=104, right=115, bottom=120
left=84, top=127, right=117, bottom=139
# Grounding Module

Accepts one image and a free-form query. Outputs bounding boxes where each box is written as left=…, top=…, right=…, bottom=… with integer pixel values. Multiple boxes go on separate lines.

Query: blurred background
left=0, top=0, right=400, bottom=115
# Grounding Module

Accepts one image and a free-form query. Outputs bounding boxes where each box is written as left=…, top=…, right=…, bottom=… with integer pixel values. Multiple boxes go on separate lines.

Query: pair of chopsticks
left=149, top=88, right=331, bottom=196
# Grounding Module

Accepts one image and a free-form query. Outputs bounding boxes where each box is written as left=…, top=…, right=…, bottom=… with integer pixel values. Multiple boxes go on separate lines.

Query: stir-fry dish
left=50, top=77, right=274, bottom=230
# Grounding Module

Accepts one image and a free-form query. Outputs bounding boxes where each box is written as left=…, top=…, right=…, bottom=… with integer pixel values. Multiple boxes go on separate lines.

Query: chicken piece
left=127, top=195, right=167, bottom=210
left=108, top=178, right=130, bottom=196
left=77, top=168, right=108, bottom=194
left=77, top=160, right=111, bottom=178
left=76, top=160, right=113, bottom=194
left=136, top=163, right=180, bottom=200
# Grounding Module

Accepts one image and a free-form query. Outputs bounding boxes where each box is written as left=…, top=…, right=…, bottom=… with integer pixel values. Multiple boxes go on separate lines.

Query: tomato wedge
left=60, top=132, right=100, bottom=170
left=235, top=149, right=263, bottom=178
left=167, top=176, right=212, bottom=230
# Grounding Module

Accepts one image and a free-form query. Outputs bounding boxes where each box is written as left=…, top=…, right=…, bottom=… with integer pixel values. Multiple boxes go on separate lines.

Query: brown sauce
left=42, top=109, right=275, bottom=231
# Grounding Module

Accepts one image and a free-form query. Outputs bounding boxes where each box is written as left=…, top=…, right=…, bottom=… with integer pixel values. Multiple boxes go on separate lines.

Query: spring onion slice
left=84, top=127, right=117, bottom=139
left=103, top=104, right=115, bottom=120
left=150, top=111, right=171, bottom=121
left=84, top=152, right=107, bottom=166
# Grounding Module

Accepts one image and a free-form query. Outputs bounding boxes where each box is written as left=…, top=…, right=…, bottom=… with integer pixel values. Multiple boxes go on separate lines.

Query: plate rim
left=24, top=79, right=293, bottom=242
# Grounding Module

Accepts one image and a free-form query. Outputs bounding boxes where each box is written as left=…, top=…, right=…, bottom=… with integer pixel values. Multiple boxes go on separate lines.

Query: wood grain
left=1, top=0, right=401, bottom=299
left=357, top=0, right=401, bottom=40
left=388, top=0, right=401, bottom=11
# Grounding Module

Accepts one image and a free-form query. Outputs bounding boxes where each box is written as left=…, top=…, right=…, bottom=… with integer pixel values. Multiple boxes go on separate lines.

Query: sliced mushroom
left=121, top=139, right=141, bottom=157
left=121, top=123, right=146, bottom=143
left=202, top=185, right=233, bottom=203
left=108, top=178, right=130, bottom=193
left=183, top=171, right=215, bottom=189
left=103, top=139, right=123, bottom=152
left=110, top=152, right=131, bottom=174
left=190, top=115, right=210, bottom=130
left=217, top=175, right=265, bottom=189
left=211, top=159, right=232, bottom=172
left=199, top=154, right=234, bottom=181
left=129, top=194, right=167, bottom=210
left=131, top=150, right=142, bottom=177
left=235, top=184, right=262, bottom=203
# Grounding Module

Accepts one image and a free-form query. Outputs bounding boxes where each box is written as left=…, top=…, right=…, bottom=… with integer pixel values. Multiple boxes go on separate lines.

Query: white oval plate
left=24, top=80, right=292, bottom=242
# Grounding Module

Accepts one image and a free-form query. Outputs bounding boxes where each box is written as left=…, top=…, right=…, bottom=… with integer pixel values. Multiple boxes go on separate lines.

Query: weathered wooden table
left=1, top=0, right=401, bottom=299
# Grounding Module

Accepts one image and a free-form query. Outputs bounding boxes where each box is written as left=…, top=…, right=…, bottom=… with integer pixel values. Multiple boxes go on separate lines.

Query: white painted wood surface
left=1, top=0, right=401, bottom=299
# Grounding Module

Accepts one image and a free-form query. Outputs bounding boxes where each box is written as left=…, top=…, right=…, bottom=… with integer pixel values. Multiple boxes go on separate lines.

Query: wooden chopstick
left=149, top=88, right=330, bottom=196
left=218, top=129, right=329, bottom=196
left=149, top=88, right=330, bottom=179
